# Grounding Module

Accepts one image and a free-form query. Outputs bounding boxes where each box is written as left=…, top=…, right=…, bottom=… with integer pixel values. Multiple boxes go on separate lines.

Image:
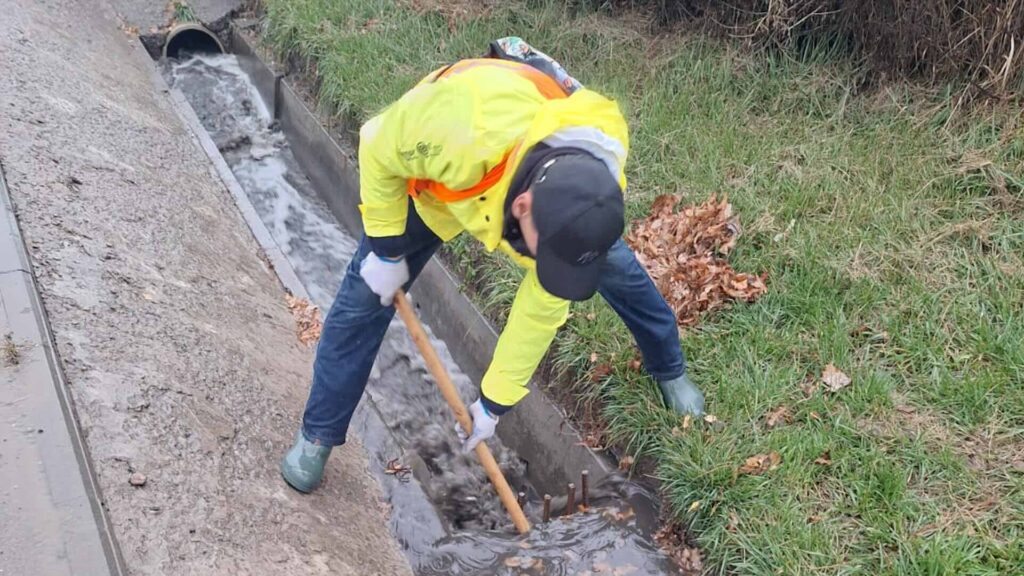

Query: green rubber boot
left=657, top=373, right=705, bottom=416
left=280, top=430, right=332, bottom=493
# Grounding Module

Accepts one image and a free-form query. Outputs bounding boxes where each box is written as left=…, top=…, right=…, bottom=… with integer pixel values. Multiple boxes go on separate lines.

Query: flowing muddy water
left=162, top=53, right=676, bottom=576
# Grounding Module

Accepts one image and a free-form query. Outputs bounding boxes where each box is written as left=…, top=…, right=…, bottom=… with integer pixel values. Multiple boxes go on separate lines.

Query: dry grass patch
left=2, top=333, right=20, bottom=367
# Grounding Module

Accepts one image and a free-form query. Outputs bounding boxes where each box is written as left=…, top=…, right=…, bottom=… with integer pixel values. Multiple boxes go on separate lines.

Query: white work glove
left=455, top=399, right=499, bottom=454
left=359, top=252, right=409, bottom=306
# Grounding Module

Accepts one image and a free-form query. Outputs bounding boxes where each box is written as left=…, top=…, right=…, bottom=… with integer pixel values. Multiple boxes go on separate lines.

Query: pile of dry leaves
left=626, top=194, right=767, bottom=327
left=284, top=294, right=322, bottom=346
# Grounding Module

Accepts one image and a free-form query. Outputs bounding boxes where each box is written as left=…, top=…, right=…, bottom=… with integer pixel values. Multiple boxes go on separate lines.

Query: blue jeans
left=301, top=216, right=685, bottom=446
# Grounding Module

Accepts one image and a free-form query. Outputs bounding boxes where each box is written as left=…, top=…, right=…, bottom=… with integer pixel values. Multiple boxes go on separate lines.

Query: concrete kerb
left=227, top=26, right=617, bottom=493
left=0, top=165, right=125, bottom=575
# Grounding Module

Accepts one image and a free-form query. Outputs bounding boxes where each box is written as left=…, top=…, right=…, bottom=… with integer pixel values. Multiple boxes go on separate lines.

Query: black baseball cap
left=530, top=152, right=625, bottom=301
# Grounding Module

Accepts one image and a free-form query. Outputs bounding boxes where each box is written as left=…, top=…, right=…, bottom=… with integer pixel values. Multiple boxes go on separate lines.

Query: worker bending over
left=281, top=39, right=704, bottom=493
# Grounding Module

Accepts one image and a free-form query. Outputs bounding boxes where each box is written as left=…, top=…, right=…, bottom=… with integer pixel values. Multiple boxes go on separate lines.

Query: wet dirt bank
left=0, top=0, right=410, bottom=573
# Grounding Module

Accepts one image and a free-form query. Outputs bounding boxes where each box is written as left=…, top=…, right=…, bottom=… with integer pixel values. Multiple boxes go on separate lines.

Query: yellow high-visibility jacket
left=358, top=61, right=629, bottom=409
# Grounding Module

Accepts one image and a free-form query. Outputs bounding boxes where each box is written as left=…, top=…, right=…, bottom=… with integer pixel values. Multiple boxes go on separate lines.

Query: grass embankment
left=261, top=0, right=1024, bottom=573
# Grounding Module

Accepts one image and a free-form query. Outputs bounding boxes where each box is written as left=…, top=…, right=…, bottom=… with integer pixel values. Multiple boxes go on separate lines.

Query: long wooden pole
left=393, top=291, right=531, bottom=534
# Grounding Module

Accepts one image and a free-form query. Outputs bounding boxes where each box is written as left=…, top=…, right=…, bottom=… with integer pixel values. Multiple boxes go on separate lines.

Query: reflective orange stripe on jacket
left=406, top=59, right=568, bottom=203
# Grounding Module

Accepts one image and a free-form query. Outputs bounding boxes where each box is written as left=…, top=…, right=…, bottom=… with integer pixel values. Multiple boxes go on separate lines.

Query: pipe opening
left=164, top=24, right=224, bottom=59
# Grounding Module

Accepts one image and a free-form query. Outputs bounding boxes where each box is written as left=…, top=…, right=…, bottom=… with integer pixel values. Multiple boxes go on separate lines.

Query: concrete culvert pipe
left=163, top=23, right=224, bottom=59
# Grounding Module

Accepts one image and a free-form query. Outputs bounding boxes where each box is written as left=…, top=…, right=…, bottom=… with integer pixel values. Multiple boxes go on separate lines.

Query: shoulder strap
left=430, top=58, right=569, bottom=100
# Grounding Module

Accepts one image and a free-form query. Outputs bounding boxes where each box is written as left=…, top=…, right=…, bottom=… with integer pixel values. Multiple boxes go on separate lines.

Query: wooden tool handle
left=393, top=291, right=531, bottom=534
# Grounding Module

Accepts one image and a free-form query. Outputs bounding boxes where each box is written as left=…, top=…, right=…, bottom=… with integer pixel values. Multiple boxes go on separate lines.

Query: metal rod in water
left=517, top=491, right=526, bottom=509
left=581, top=470, right=590, bottom=510
left=542, top=494, right=552, bottom=522
left=566, top=482, right=576, bottom=516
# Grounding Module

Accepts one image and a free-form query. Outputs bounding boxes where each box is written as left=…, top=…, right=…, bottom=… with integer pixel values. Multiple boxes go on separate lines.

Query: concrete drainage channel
left=150, top=21, right=677, bottom=575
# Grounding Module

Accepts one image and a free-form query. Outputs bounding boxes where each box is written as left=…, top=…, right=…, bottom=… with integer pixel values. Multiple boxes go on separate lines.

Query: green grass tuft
left=172, top=1, right=197, bottom=23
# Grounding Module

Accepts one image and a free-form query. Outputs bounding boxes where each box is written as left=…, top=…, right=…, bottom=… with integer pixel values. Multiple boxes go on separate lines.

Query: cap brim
left=535, top=243, right=606, bottom=301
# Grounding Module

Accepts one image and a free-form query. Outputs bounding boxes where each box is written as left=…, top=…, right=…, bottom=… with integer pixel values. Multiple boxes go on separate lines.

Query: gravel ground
left=0, top=0, right=411, bottom=573
left=109, top=0, right=240, bottom=32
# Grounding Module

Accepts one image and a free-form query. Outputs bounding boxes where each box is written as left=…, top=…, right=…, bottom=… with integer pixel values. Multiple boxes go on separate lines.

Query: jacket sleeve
left=480, top=269, right=570, bottom=414
left=357, top=80, right=485, bottom=239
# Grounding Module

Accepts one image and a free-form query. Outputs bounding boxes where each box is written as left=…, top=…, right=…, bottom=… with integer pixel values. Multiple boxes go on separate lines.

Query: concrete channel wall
left=227, top=26, right=616, bottom=493
left=1, top=165, right=122, bottom=575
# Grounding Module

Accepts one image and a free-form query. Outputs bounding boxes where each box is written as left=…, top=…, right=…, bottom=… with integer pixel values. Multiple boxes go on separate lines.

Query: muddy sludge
left=161, top=52, right=677, bottom=575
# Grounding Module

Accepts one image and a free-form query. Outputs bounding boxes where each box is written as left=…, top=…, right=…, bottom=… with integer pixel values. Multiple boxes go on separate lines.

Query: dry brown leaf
left=613, top=506, right=636, bottom=522
left=814, top=451, right=832, bottom=466
left=589, top=352, right=599, bottom=363
left=821, top=363, right=852, bottom=393
left=626, top=194, right=767, bottom=328
left=654, top=522, right=702, bottom=575
left=800, top=377, right=819, bottom=397
left=809, top=411, right=822, bottom=422
left=285, top=295, right=322, bottom=346
left=676, top=547, right=703, bottom=575
left=577, top=432, right=606, bottom=450
left=738, top=451, right=782, bottom=476
left=765, top=406, right=791, bottom=429
left=896, top=404, right=917, bottom=415
left=682, top=414, right=693, bottom=430
left=591, top=363, right=613, bottom=383
left=727, top=511, right=740, bottom=532
left=703, top=414, right=719, bottom=424
left=618, top=455, right=635, bottom=471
